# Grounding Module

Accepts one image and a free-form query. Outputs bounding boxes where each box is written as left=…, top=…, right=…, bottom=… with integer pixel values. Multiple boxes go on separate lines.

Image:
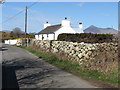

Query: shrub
left=57, top=33, right=114, bottom=43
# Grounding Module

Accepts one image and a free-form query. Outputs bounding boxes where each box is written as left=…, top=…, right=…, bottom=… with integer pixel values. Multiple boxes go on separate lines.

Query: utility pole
left=24, top=6, right=28, bottom=46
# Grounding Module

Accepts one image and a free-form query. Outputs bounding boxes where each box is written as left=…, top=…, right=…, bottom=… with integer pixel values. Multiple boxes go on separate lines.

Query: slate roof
left=38, top=24, right=61, bottom=34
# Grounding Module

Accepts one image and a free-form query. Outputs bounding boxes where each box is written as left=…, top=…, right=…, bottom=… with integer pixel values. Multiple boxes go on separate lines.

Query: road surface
left=2, top=44, right=98, bottom=89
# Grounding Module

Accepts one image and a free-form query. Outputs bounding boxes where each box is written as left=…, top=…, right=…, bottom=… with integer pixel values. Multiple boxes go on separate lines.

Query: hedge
left=57, top=33, right=114, bottom=43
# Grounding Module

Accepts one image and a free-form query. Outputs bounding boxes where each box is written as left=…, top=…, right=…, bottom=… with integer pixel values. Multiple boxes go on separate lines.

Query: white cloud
left=77, top=2, right=84, bottom=7
left=28, top=8, right=62, bottom=24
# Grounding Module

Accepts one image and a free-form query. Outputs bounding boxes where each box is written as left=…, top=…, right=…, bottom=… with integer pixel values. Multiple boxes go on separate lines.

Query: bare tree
left=12, top=27, right=23, bottom=38
left=12, top=27, right=23, bottom=33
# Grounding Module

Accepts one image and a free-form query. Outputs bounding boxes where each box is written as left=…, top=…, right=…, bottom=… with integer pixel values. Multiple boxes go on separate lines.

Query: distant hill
left=84, top=25, right=118, bottom=34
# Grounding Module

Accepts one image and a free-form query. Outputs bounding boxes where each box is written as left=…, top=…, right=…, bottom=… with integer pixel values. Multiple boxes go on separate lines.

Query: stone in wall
left=31, top=39, right=118, bottom=73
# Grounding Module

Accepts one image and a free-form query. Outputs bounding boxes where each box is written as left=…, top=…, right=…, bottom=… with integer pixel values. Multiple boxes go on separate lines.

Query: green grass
left=18, top=45, right=119, bottom=85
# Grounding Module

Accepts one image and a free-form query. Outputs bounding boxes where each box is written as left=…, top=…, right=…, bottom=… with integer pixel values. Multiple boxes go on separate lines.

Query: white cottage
left=35, top=18, right=83, bottom=40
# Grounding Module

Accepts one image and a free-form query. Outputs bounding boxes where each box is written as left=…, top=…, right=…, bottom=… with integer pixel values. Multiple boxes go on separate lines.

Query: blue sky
left=2, top=2, right=118, bottom=33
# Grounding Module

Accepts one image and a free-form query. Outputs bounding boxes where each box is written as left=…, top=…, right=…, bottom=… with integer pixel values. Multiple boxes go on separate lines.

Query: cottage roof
left=38, top=24, right=61, bottom=34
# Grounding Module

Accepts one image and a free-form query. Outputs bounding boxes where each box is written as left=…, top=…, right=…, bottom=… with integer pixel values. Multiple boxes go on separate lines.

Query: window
left=42, top=35, right=44, bottom=40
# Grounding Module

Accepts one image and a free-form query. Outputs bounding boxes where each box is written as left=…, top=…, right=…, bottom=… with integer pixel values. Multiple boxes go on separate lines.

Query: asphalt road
left=2, top=44, right=98, bottom=89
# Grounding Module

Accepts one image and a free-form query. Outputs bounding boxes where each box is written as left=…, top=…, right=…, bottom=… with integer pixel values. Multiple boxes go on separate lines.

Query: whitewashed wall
left=47, top=34, right=54, bottom=40
left=54, top=26, right=76, bottom=40
left=5, top=40, right=17, bottom=45
left=42, top=34, right=47, bottom=40
left=35, top=34, right=54, bottom=40
left=35, top=27, right=75, bottom=40
left=35, top=35, right=39, bottom=40
left=4, top=39, right=22, bottom=45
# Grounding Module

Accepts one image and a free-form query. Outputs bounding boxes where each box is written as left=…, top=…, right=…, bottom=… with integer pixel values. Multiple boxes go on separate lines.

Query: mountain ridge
left=84, top=25, right=118, bottom=34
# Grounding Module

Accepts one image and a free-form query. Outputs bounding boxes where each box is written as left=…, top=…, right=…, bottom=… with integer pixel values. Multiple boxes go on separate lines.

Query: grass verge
left=18, top=45, right=118, bottom=86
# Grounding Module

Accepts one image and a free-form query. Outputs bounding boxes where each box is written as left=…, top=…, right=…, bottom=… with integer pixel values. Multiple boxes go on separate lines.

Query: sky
left=2, top=2, right=118, bottom=33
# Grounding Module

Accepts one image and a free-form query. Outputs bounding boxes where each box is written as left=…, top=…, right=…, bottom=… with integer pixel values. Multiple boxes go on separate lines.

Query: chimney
left=61, top=17, right=71, bottom=27
left=79, top=22, right=83, bottom=29
left=44, top=22, right=51, bottom=28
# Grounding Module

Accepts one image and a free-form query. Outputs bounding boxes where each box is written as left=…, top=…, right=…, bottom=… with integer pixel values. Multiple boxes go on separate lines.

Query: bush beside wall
left=57, top=33, right=114, bottom=43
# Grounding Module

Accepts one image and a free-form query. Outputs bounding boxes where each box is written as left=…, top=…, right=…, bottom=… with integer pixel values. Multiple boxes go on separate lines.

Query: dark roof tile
left=38, top=24, right=61, bottom=34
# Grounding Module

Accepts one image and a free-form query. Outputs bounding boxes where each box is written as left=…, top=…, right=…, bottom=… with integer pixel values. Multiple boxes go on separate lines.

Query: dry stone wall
left=31, top=39, right=118, bottom=72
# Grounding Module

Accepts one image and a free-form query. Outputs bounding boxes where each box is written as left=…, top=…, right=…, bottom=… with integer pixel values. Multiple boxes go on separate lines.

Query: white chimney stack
left=61, top=17, right=71, bottom=27
left=79, top=22, right=83, bottom=29
left=44, top=22, right=51, bottom=28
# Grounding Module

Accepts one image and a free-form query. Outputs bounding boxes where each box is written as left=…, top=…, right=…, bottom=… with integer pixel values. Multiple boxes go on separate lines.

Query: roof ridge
left=38, top=24, right=61, bottom=34
left=47, top=24, right=61, bottom=27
